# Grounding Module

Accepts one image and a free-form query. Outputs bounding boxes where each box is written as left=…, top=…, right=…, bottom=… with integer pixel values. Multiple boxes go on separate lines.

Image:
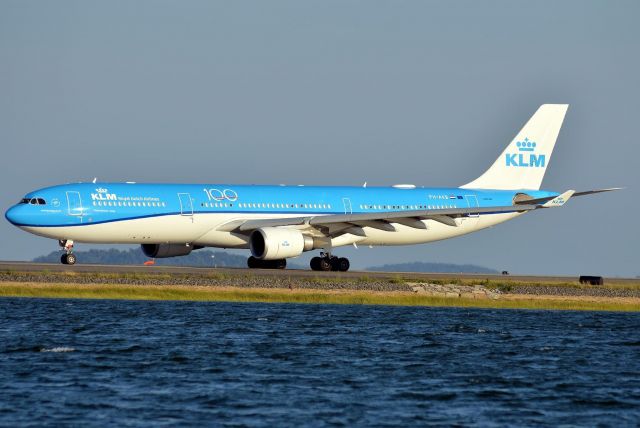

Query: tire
left=310, top=257, right=321, bottom=271
left=66, top=254, right=77, bottom=265
left=274, top=259, right=287, bottom=270
left=60, top=254, right=68, bottom=265
left=247, top=256, right=259, bottom=269
left=337, top=257, right=350, bottom=272
left=318, top=258, right=332, bottom=272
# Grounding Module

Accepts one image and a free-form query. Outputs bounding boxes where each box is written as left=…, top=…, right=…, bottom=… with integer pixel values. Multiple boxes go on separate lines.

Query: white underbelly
left=21, top=211, right=523, bottom=250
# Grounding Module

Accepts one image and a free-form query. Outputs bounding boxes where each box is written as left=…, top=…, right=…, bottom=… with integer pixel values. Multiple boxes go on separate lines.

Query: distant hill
left=33, top=248, right=250, bottom=268
left=366, top=261, right=498, bottom=274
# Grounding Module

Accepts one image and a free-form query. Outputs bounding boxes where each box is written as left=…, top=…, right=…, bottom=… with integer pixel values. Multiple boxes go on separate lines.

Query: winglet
left=542, top=190, right=575, bottom=208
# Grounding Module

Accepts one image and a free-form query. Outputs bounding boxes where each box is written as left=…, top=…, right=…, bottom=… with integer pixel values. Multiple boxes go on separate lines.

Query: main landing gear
left=59, top=239, right=77, bottom=265
left=247, top=256, right=287, bottom=270
left=310, top=252, right=350, bottom=272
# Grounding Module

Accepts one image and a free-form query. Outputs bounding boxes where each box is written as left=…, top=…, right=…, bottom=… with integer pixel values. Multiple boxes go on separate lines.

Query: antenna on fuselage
left=92, top=177, right=97, bottom=183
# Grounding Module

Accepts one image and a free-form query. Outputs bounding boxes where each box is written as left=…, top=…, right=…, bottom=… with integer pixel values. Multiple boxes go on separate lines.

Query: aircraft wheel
left=61, top=253, right=77, bottom=265
left=318, top=258, right=332, bottom=272
left=337, top=257, right=350, bottom=272
left=310, top=257, right=321, bottom=271
left=273, top=259, right=287, bottom=270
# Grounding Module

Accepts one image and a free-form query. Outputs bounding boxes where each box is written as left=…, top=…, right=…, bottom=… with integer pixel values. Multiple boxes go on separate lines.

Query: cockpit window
left=20, top=197, right=46, bottom=205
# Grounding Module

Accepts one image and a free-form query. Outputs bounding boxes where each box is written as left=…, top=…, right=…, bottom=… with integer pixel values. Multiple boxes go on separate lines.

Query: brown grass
left=0, top=282, right=639, bottom=312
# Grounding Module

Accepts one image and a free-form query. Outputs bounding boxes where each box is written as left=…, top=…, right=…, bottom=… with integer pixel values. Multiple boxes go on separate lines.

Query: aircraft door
left=463, top=194, right=480, bottom=227
left=178, top=193, right=193, bottom=216
left=342, top=198, right=352, bottom=214
left=66, top=191, right=83, bottom=217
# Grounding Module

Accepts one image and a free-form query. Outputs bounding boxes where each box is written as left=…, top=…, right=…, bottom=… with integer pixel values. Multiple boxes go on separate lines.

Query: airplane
left=5, top=104, right=619, bottom=271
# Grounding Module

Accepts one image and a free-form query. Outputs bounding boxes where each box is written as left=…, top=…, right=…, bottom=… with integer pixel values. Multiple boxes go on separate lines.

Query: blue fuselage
left=5, top=182, right=557, bottom=228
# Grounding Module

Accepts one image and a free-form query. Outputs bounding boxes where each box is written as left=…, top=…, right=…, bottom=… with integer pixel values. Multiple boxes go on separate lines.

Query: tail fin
left=461, top=104, right=569, bottom=190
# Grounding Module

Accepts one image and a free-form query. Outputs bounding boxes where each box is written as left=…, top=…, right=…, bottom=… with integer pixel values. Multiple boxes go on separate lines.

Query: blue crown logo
left=516, top=138, right=536, bottom=152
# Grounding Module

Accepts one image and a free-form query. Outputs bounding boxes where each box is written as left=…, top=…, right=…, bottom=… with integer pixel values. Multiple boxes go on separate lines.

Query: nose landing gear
left=310, top=252, right=350, bottom=272
left=59, top=240, right=77, bottom=265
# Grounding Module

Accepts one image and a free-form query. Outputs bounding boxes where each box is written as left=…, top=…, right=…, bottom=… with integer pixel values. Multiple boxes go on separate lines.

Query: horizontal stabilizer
left=573, top=187, right=623, bottom=197
left=515, top=187, right=622, bottom=206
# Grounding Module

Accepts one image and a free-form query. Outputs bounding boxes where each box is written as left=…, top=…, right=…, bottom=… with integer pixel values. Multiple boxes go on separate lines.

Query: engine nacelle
left=249, top=227, right=314, bottom=260
left=141, top=244, right=193, bottom=258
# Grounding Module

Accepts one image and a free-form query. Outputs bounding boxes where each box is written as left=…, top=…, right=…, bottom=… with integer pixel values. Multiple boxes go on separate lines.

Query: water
left=1, top=298, right=639, bottom=426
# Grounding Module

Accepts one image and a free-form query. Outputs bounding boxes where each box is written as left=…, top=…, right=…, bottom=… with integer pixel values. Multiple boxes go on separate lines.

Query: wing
left=218, top=187, right=621, bottom=238
left=218, top=204, right=537, bottom=238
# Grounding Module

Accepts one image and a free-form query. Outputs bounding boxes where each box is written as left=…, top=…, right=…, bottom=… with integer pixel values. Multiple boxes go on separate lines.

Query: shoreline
left=1, top=281, right=639, bottom=312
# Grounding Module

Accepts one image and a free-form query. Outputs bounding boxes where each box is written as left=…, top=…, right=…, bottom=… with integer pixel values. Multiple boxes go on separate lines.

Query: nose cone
left=5, top=205, right=24, bottom=226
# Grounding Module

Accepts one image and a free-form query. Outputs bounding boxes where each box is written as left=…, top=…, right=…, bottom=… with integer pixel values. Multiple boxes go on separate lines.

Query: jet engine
left=141, top=243, right=193, bottom=258
left=249, top=227, right=314, bottom=260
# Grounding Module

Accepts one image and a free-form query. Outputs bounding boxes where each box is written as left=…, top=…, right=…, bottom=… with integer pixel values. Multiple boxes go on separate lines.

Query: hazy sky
left=1, top=1, right=638, bottom=276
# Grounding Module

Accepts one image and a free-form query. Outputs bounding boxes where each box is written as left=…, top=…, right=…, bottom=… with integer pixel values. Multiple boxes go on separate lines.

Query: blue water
left=1, top=299, right=639, bottom=426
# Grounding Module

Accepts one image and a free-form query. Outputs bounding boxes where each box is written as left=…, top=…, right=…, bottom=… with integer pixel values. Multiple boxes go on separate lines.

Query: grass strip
left=0, top=282, right=639, bottom=312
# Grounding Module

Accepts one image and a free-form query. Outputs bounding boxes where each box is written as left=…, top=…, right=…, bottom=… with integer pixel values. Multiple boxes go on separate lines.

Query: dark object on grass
left=502, top=271, right=509, bottom=275
left=579, top=275, right=604, bottom=285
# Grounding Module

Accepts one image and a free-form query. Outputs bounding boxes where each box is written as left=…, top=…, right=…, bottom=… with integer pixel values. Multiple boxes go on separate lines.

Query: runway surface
left=1, top=261, right=636, bottom=284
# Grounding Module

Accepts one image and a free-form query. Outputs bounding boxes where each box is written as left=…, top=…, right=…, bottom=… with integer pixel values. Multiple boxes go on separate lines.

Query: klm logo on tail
left=505, top=138, right=545, bottom=168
